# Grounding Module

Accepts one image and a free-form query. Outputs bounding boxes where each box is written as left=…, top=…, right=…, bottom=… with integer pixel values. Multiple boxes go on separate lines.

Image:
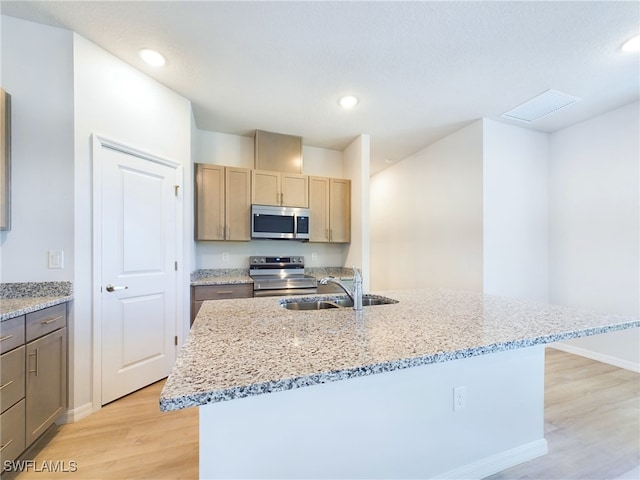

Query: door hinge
left=174, top=336, right=178, bottom=346
left=175, top=261, right=178, bottom=271
left=174, top=185, right=180, bottom=196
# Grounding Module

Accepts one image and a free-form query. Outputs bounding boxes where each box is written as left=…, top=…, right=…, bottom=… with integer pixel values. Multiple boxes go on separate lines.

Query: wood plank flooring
left=5, top=347, right=639, bottom=480
left=486, top=348, right=639, bottom=480
left=5, top=381, right=198, bottom=480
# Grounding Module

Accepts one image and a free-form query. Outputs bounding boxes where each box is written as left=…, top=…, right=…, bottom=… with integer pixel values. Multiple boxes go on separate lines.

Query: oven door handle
left=253, top=288, right=318, bottom=298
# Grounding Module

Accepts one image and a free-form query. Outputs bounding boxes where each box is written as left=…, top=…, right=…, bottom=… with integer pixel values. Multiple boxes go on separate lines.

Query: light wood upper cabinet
left=195, top=164, right=251, bottom=241
left=252, top=170, right=308, bottom=208
left=309, top=176, right=350, bottom=243
left=254, top=130, right=303, bottom=174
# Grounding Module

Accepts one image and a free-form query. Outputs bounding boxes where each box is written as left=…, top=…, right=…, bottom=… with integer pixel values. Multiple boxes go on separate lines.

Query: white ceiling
left=2, top=1, right=638, bottom=174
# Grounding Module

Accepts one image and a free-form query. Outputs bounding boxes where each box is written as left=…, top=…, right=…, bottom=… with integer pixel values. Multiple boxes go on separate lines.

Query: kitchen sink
left=281, top=295, right=398, bottom=310
left=282, top=300, right=341, bottom=310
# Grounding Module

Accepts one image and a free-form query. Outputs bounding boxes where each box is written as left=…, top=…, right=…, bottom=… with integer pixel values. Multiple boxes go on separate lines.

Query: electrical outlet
left=311, top=252, right=317, bottom=261
left=222, top=252, right=230, bottom=262
left=48, top=250, right=64, bottom=269
left=453, top=386, right=466, bottom=411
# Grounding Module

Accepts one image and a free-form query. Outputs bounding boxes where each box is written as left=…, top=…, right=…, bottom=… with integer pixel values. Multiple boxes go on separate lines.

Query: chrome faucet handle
left=352, top=266, right=362, bottom=282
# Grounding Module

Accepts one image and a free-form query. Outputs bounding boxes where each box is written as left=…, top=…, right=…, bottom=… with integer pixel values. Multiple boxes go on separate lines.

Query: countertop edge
left=0, top=295, right=74, bottom=322
left=159, top=318, right=639, bottom=411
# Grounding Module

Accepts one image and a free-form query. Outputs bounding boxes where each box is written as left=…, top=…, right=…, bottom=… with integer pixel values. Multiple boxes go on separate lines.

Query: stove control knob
left=260, top=258, right=266, bottom=263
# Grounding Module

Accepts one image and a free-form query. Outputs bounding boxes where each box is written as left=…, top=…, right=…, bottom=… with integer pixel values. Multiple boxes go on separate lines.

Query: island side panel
left=199, top=345, right=547, bottom=479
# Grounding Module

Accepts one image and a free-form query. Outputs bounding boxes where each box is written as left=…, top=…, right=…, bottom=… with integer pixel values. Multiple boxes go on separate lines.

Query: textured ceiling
left=1, top=1, right=638, bottom=174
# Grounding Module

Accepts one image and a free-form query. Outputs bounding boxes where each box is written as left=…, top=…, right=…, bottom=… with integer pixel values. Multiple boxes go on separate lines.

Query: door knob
left=106, top=284, right=128, bottom=292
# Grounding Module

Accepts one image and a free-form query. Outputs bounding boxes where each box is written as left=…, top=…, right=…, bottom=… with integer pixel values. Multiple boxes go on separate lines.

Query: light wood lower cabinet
left=191, top=284, right=253, bottom=324
left=309, top=176, right=350, bottom=243
left=0, top=303, right=67, bottom=471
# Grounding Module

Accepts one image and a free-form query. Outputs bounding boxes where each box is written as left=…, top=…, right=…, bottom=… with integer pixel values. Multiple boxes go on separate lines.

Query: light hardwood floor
left=6, top=348, right=639, bottom=480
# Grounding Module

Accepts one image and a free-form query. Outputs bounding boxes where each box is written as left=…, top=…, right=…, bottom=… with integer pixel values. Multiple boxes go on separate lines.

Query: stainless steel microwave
left=251, top=205, right=310, bottom=241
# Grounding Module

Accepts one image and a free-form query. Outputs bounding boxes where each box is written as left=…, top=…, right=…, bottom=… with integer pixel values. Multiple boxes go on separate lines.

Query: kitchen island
left=160, top=289, right=639, bottom=479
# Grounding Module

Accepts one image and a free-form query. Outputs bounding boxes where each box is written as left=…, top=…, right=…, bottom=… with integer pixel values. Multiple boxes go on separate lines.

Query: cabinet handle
left=0, top=334, right=13, bottom=342
left=0, top=380, right=14, bottom=391
left=325, top=229, right=329, bottom=240
left=216, top=291, right=233, bottom=295
left=219, top=225, right=224, bottom=239
left=280, top=192, right=284, bottom=205
left=41, top=315, right=63, bottom=325
left=330, top=229, right=333, bottom=241
left=29, top=349, right=39, bottom=376
left=0, top=439, right=13, bottom=452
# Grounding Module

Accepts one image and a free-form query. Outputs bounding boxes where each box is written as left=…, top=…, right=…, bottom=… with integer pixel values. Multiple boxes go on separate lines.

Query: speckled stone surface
left=305, top=267, right=354, bottom=279
left=0, top=282, right=73, bottom=322
left=160, top=289, right=639, bottom=411
left=190, top=269, right=253, bottom=286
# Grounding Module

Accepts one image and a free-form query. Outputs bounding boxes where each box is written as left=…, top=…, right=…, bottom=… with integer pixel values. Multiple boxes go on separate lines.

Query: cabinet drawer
left=0, top=316, right=25, bottom=355
left=26, top=303, right=66, bottom=342
left=0, top=399, right=26, bottom=467
left=193, top=284, right=253, bottom=301
left=0, top=346, right=25, bottom=414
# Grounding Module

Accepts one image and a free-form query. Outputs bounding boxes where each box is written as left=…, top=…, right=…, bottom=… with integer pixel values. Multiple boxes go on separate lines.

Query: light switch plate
left=48, top=250, right=64, bottom=269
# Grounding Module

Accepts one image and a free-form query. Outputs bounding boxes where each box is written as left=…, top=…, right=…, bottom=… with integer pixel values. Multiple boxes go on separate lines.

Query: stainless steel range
left=250, top=256, right=318, bottom=297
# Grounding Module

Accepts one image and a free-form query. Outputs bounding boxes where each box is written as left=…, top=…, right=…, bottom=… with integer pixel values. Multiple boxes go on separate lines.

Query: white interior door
left=99, top=144, right=178, bottom=405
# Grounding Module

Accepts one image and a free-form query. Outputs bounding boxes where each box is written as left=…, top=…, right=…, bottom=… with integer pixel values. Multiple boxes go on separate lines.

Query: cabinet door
left=329, top=179, right=351, bottom=243
left=26, top=328, right=67, bottom=446
left=195, top=164, right=225, bottom=240
left=225, top=167, right=251, bottom=241
left=0, top=399, right=25, bottom=466
left=252, top=170, right=281, bottom=206
left=308, top=176, right=330, bottom=242
left=0, top=345, right=25, bottom=414
left=282, top=173, right=308, bottom=208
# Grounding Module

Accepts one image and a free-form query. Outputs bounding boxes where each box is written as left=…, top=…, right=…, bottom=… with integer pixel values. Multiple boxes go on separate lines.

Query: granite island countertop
left=160, top=289, right=639, bottom=411
left=0, top=282, right=74, bottom=322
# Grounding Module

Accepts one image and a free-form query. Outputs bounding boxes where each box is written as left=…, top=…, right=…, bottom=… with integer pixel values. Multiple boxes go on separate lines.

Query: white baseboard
left=432, top=439, right=548, bottom=480
left=550, top=343, right=640, bottom=373
left=57, top=402, right=93, bottom=424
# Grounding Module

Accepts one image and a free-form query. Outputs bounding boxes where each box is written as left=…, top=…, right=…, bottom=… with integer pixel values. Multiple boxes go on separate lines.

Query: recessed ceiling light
left=139, top=48, right=166, bottom=67
left=385, top=158, right=394, bottom=164
left=338, top=95, right=359, bottom=109
left=621, top=35, right=640, bottom=53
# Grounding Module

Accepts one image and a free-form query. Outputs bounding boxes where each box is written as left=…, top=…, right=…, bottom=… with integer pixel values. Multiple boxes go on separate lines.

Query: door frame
left=91, top=134, right=184, bottom=411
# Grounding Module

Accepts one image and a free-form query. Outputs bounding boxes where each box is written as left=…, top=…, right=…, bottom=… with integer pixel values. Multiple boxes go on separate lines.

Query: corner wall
left=73, top=34, right=193, bottom=413
left=370, top=121, right=483, bottom=292
left=0, top=16, right=74, bottom=282
left=483, top=119, right=549, bottom=303
left=549, top=102, right=640, bottom=370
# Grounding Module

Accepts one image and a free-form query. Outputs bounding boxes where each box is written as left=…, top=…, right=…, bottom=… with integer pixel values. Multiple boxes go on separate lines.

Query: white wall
left=370, top=121, right=484, bottom=292
left=344, top=134, right=371, bottom=289
left=73, top=34, right=192, bottom=413
left=192, top=129, right=348, bottom=269
left=483, top=120, right=549, bottom=302
left=0, top=16, right=74, bottom=282
left=549, top=102, right=640, bottom=370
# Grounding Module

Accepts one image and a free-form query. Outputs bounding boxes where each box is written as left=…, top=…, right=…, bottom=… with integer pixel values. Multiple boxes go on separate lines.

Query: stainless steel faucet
left=320, top=266, right=363, bottom=310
